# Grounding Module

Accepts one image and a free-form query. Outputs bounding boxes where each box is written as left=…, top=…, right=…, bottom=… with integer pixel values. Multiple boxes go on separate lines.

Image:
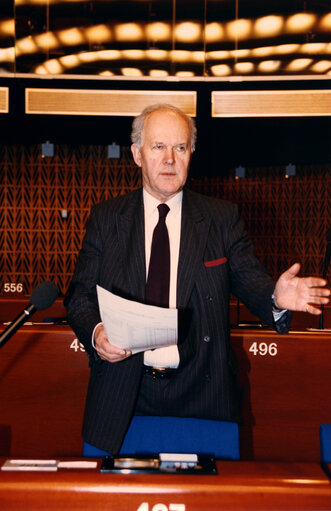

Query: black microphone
left=0, top=281, right=59, bottom=349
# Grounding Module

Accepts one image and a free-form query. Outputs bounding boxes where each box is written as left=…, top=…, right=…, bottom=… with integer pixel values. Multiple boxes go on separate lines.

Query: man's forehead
left=143, top=110, right=190, bottom=138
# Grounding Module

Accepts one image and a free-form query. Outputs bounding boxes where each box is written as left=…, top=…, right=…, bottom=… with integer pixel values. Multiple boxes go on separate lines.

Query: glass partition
left=0, top=0, right=330, bottom=78
left=0, top=0, right=15, bottom=73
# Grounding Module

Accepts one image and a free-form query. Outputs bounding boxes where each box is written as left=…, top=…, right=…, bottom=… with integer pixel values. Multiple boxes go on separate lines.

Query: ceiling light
left=319, top=13, right=331, bottom=31
left=258, top=60, right=281, bottom=72
left=286, top=13, right=316, bottom=33
left=0, top=47, right=15, bottom=63
left=301, top=43, right=328, bottom=54
left=171, top=50, right=191, bottom=62
left=205, top=22, right=224, bottom=42
left=85, top=25, right=112, bottom=44
left=210, top=64, right=231, bottom=76
left=57, top=28, right=85, bottom=46
left=97, top=50, right=121, bottom=61
left=231, top=49, right=250, bottom=58
left=310, top=61, right=331, bottom=73
left=146, top=22, right=171, bottom=41
left=286, top=58, right=313, bottom=71
left=115, top=23, right=143, bottom=42
left=235, top=62, right=254, bottom=74
left=60, top=55, right=81, bottom=69
left=121, top=67, right=143, bottom=77
left=175, top=22, right=202, bottom=42
left=254, top=16, right=283, bottom=37
left=207, top=51, right=230, bottom=60
left=99, top=70, right=115, bottom=76
left=78, top=51, right=99, bottom=63
left=35, top=32, right=59, bottom=51
left=0, top=19, right=15, bottom=37
left=145, top=49, right=168, bottom=61
left=192, top=51, right=204, bottom=63
left=176, top=71, right=195, bottom=77
left=16, top=37, right=39, bottom=56
left=44, top=59, right=64, bottom=74
left=121, top=50, right=145, bottom=60
left=149, top=69, right=169, bottom=77
left=226, top=19, right=252, bottom=40
left=35, top=65, right=47, bottom=74
left=252, top=46, right=275, bottom=57
left=275, top=44, right=300, bottom=55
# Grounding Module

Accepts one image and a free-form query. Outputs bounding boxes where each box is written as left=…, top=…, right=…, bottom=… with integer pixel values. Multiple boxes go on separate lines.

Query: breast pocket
left=204, top=257, right=228, bottom=268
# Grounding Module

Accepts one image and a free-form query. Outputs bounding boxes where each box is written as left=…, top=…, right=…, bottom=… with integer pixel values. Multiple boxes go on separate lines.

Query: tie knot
left=158, top=203, right=170, bottom=219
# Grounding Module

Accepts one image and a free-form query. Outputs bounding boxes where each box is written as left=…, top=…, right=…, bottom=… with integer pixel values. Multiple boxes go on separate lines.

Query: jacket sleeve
left=225, top=203, right=291, bottom=333
left=64, top=205, right=105, bottom=359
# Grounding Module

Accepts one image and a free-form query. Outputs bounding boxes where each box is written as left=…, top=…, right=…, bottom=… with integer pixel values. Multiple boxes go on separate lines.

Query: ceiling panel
left=0, top=1, right=329, bottom=79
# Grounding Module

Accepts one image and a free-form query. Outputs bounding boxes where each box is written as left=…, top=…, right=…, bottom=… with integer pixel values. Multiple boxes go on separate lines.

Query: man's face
left=131, top=109, right=192, bottom=202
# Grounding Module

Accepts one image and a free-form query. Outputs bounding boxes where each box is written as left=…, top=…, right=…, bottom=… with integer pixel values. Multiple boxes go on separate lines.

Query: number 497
left=137, top=504, right=185, bottom=511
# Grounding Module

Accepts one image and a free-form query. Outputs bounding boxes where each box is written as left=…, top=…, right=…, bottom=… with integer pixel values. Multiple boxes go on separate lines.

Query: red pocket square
left=204, top=257, right=228, bottom=267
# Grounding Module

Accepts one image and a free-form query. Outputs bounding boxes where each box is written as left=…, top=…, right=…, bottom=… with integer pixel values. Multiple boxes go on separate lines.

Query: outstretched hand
left=274, top=263, right=330, bottom=315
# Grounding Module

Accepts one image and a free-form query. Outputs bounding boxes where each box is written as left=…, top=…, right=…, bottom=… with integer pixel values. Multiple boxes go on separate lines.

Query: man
left=65, top=104, right=330, bottom=455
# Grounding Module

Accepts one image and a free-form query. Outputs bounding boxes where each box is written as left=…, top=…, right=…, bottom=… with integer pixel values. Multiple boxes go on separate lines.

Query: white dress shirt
left=143, top=189, right=182, bottom=368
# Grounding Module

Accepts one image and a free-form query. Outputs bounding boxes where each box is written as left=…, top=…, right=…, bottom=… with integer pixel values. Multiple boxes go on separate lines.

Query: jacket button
left=203, top=335, right=211, bottom=343
left=206, top=295, right=213, bottom=302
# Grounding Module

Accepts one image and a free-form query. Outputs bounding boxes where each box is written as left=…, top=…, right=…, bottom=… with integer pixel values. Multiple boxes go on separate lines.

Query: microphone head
left=30, top=281, right=59, bottom=310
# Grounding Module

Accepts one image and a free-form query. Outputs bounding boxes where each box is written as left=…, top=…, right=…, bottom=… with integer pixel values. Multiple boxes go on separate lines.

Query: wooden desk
left=232, top=329, right=331, bottom=461
left=0, top=325, right=87, bottom=458
left=0, top=460, right=330, bottom=511
left=0, top=297, right=67, bottom=323
left=0, top=325, right=330, bottom=462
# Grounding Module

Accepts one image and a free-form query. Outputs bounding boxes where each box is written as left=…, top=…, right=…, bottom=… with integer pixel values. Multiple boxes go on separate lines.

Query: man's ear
left=131, top=143, right=142, bottom=167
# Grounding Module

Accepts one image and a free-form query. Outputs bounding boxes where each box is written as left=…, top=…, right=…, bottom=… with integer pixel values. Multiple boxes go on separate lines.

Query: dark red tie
left=146, top=203, right=170, bottom=308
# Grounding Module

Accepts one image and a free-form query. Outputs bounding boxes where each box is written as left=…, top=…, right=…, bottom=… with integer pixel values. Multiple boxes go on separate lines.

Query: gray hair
left=131, top=103, right=197, bottom=152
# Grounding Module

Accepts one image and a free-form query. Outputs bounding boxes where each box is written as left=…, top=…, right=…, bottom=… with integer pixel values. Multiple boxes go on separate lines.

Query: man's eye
left=153, top=144, right=164, bottom=150
left=175, top=145, right=186, bottom=152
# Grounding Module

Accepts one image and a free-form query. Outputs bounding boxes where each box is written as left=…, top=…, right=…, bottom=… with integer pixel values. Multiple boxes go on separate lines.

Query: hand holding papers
left=97, top=285, right=178, bottom=355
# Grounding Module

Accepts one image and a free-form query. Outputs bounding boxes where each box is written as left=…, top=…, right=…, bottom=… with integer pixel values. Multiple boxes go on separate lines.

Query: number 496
left=249, top=342, right=277, bottom=356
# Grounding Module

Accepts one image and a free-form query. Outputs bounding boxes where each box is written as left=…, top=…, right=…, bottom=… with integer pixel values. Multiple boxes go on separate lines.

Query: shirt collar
left=143, top=188, right=183, bottom=216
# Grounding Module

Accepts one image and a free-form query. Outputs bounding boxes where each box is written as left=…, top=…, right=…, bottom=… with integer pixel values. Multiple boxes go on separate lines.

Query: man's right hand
left=94, top=324, right=132, bottom=363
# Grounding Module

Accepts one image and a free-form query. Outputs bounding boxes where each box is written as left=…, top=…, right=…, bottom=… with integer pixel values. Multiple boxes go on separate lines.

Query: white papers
left=57, top=461, right=98, bottom=469
left=97, top=285, right=178, bottom=355
left=1, top=459, right=98, bottom=471
left=1, top=459, right=58, bottom=471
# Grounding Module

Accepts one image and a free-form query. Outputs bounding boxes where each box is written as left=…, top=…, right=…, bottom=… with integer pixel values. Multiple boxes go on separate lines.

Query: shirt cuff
left=271, top=294, right=287, bottom=322
left=91, top=322, right=103, bottom=349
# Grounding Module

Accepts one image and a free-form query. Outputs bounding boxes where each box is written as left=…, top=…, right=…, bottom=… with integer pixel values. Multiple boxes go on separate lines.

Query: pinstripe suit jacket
left=65, top=187, right=291, bottom=453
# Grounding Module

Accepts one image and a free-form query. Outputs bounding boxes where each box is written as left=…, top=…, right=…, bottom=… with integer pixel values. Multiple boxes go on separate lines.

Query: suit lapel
left=117, top=189, right=146, bottom=302
left=177, top=189, right=211, bottom=308
left=114, top=188, right=210, bottom=307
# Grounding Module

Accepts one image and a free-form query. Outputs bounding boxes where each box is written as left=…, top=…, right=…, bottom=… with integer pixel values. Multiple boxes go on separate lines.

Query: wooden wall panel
left=0, top=143, right=330, bottom=297
left=192, top=168, right=331, bottom=279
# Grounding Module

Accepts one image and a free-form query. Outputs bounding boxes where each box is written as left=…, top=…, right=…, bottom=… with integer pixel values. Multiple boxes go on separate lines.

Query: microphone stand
left=0, top=304, right=36, bottom=349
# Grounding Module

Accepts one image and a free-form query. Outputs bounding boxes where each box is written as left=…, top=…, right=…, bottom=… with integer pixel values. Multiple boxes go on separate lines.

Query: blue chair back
left=320, top=424, right=331, bottom=463
left=84, top=416, right=240, bottom=460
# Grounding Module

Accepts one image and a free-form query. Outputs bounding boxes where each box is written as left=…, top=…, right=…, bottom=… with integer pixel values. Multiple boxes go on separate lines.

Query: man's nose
left=164, top=147, right=174, bottom=164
